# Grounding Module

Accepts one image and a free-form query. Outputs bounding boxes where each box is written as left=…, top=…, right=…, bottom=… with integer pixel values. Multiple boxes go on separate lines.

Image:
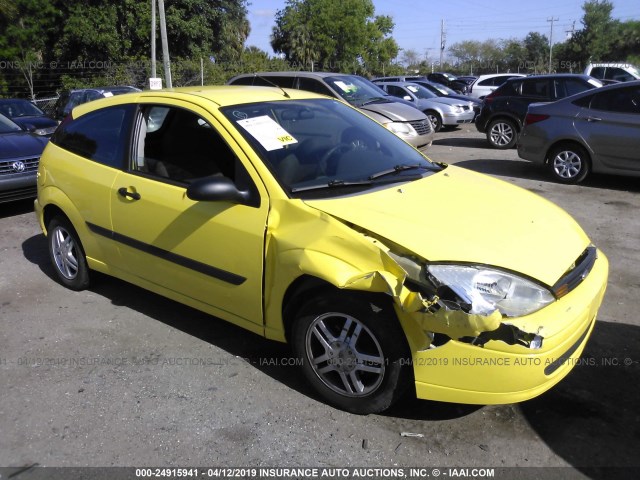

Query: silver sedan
left=517, top=80, right=640, bottom=183
left=377, top=82, right=476, bottom=132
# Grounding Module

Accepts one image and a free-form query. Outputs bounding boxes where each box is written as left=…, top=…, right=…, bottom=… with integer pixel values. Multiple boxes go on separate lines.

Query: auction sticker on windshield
left=236, top=115, right=298, bottom=151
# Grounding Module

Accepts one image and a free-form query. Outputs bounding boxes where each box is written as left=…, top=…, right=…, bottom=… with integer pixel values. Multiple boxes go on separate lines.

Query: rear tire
left=291, top=292, right=411, bottom=414
left=547, top=143, right=591, bottom=184
left=47, top=216, right=90, bottom=290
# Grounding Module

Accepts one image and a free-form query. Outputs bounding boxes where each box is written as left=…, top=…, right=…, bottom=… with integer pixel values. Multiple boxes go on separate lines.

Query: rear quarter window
left=51, top=105, right=135, bottom=168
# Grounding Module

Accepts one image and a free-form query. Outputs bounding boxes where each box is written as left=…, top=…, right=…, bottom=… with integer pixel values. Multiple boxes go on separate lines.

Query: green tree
left=0, top=0, right=59, bottom=98
left=523, top=32, right=549, bottom=72
left=271, top=0, right=397, bottom=74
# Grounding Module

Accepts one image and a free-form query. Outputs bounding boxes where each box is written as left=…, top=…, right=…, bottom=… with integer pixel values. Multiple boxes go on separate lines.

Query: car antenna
left=253, top=74, right=290, bottom=98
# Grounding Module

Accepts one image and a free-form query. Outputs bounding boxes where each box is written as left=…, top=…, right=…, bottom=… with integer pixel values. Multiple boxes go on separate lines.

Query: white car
left=468, top=74, right=525, bottom=99
left=583, top=63, right=640, bottom=83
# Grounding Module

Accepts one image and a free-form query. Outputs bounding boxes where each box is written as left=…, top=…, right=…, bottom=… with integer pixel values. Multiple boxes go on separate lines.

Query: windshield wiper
left=290, top=178, right=373, bottom=193
left=359, top=97, right=391, bottom=106
left=368, top=164, right=435, bottom=180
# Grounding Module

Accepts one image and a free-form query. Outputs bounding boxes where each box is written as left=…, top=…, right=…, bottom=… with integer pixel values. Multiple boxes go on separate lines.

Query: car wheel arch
left=288, top=288, right=413, bottom=413
left=282, top=275, right=336, bottom=342
left=488, top=114, right=522, bottom=132
left=43, top=204, right=71, bottom=235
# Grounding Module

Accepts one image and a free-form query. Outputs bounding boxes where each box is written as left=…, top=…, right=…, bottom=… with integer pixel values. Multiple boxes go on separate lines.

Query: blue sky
left=245, top=0, right=639, bottom=61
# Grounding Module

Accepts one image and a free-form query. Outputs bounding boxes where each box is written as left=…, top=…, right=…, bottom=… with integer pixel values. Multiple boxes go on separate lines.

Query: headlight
left=427, top=265, right=554, bottom=317
left=33, top=126, right=57, bottom=136
left=385, top=121, right=416, bottom=137
left=452, top=105, right=464, bottom=114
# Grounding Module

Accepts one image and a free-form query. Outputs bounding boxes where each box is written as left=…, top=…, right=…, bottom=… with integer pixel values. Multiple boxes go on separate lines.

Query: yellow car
left=35, top=86, right=608, bottom=414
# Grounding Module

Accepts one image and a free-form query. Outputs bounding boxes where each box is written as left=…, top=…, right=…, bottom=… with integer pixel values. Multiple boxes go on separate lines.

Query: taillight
left=524, top=113, right=550, bottom=126
left=483, top=89, right=503, bottom=104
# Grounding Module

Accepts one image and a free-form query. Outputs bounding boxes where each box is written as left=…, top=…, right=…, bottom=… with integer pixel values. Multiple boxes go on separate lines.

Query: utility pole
left=547, top=17, right=559, bottom=72
left=439, top=19, right=446, bottom=68
left=151, top=0, right=156, bottom=78
left=158, top=0, right=172, bottom=88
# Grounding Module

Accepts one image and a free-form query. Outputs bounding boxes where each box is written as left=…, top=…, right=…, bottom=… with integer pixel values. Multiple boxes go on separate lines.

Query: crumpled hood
left=304, top=165, right=590, bottom=286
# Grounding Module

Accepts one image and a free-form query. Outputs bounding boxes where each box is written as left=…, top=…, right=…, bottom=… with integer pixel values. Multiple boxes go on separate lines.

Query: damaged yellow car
left=35, top=86, right=608, bottom=414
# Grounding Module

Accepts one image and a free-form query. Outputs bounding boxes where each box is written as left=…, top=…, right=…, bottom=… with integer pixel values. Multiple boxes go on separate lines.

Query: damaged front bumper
left=394, top=249, right=608, bottom=405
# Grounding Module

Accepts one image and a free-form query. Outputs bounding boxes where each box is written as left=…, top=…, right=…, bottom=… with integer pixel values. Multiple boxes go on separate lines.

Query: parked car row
left=476, top=74, right=604, bottom=149
left=3, top=67, right=639, bottom=205
left=518, top=80, right=640, bottom=183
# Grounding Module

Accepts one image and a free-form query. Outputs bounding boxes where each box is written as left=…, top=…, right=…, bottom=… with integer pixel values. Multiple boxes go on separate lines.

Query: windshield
left=627, top=65, right=640, bottom=78
left=405, top=84, right=438, bottom=99
left=222, top=99, right=440, bottom=198
left=0, top=113, right=22, bottom=133
left=323, top=75, right=391, bottom=107
left=0, top=99, right=45, bottom=118
left=432, top=82, right=456, bottom=95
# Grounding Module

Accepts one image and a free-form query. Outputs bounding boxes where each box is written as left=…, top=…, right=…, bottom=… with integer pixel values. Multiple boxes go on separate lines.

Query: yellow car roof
left=71, top=85, right=326, bottom=117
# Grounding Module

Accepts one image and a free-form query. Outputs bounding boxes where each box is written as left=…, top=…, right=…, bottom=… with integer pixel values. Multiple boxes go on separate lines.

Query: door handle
left=117, top=187, right=141, bottom=200
left=586, top=116, right=602, bottom=122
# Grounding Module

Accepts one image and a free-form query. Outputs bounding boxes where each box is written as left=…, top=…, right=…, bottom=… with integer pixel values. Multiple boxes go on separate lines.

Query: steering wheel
left=318, top=143, right=356, bottom=175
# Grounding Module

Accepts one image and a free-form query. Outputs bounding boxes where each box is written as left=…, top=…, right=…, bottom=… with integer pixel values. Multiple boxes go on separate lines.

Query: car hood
left=359, top=99, right=424, bottom=122
left=0, top=132, right=48, bottom=159
left=427, top=96, right=469, bottom=107
left=12, top=116, right=58, bottom=130
left=303, top=165, right=590, bottom=286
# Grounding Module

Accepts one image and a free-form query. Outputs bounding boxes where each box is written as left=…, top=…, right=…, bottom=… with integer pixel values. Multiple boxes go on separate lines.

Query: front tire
left=487, top=118, right=517, bottom=149
left=547, top=143, right=591, bottom=184
left=425, top=111, right=442, bottom=132
left=291, top=292, right=411, bottom=414
left=47, top=216, right=90, bottom=290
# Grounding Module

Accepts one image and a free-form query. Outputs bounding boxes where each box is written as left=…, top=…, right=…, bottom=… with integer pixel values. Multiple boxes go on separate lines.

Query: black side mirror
left=186, top=176, right=250, bottom=204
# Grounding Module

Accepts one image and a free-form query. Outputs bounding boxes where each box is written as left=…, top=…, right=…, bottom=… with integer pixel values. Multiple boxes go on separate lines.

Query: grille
left=409, top=119, right=432, bottom=135
left=0, top=156, right=40, bottom=176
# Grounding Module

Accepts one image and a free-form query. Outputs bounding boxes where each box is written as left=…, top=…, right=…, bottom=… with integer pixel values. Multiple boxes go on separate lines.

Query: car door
left=49, top=103, right=136, bottom=264
left=108, top=100, right=270, bottom=330
left=574, top=86, right=640, bottom=171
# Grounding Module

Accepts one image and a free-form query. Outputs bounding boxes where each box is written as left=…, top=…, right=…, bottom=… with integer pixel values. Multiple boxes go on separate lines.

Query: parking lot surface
left=1, top=127, right=639, bottom=477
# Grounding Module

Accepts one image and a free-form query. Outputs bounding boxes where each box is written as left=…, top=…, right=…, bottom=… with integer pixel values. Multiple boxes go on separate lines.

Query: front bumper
left=401, top=249, right=608, bottom=404
left=0, top=172, right=37, bottom=203
left=442, top=111, right=475, bottom=126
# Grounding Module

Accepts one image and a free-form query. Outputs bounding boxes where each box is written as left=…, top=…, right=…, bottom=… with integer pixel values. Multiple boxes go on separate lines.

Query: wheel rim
left=51, top=226, right=79, bottom=280
left=427, top=114, right=439, bottom=130
left=552, top=150, right=582, bottom=179
left=305, top=312, right=385, bottom=397
left=489, top=122, right=514, bottom=146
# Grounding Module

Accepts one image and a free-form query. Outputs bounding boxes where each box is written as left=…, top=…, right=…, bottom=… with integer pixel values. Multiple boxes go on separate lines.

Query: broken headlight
left=426, top=265, right=554, bottom=317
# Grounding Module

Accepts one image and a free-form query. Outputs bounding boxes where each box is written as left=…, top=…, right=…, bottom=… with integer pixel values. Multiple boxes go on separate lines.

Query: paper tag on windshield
left=237, top=115, right=298, bottom=151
